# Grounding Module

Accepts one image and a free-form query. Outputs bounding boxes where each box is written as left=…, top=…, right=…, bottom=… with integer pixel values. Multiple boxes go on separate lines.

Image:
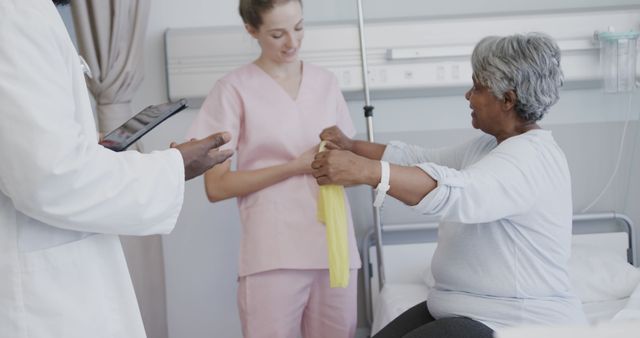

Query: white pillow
left=569, top=244, right=640, bottom=303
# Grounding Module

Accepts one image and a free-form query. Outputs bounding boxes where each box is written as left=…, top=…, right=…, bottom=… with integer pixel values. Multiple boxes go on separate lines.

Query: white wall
left=133, top=3, right=243, bottom=337
left=131, top=1, right=640, bottom=337
left=303, top=0, right=640, bottom=21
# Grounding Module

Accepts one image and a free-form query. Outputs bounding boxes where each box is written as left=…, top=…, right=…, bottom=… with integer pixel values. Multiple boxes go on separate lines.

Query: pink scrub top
left=187, top=62, right=362, bottom=277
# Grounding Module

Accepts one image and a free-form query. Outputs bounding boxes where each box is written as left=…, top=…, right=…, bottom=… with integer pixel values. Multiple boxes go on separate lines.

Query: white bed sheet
left=371, top=283, right=429, bottom=334
left=494, top=280, right=640, bottom=338
left=371, top=282, right=640, bottom=335
left=494, top=320, right=640, bottom=338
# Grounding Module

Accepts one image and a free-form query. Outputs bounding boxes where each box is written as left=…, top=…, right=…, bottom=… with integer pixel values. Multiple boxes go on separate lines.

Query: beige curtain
left=71, top=2, right=168, bottom=338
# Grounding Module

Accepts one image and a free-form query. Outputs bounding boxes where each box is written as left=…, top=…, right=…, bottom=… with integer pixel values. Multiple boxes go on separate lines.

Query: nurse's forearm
left=204, top=161, right=303, bottom=202
left=351, top=140, right=386, bottom=160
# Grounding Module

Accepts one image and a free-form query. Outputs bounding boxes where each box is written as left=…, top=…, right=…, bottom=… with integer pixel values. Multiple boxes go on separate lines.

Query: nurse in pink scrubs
left=186, top=1, right=361, bottom=337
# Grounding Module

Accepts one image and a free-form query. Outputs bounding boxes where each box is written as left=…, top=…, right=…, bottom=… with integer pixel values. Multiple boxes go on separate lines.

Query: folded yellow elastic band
left=317, top=141, right=350, bottom=288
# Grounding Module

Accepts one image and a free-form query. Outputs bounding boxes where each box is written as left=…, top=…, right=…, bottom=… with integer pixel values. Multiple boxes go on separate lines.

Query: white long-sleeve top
left=0, top=0, right=184, bottom=337
left=382, top=130, right=587, bottom=329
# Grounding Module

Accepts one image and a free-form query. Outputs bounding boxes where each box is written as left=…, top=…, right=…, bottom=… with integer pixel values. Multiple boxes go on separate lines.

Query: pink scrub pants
left=237, top=269, right=358, bottom=338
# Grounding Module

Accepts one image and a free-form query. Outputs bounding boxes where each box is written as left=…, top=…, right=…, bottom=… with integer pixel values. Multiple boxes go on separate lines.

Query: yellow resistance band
left=317, top=141, right=350, bottom=288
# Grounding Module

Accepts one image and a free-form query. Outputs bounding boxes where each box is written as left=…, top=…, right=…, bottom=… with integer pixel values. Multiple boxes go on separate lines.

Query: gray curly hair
left=471, top=33, right=564, bottom=122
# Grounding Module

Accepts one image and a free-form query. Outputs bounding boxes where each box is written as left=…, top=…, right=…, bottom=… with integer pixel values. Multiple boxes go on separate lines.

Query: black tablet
left=99, top=99, right=188, bottom=152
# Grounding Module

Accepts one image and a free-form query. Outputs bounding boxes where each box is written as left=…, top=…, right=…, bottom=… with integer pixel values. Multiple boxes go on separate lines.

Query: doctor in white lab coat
left=0, top=0, right=233, bottom=337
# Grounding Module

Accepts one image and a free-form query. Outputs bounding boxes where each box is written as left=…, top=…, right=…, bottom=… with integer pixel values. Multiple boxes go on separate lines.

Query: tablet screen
left=100, top=99, right=188, bottom=151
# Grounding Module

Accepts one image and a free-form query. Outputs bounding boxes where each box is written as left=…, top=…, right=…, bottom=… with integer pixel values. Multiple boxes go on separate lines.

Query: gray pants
left=372, top=301, right=494, bottom=338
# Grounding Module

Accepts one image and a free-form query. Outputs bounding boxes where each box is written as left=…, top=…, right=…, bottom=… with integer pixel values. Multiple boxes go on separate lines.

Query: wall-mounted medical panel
left=165, top=7, right=640, bottom=102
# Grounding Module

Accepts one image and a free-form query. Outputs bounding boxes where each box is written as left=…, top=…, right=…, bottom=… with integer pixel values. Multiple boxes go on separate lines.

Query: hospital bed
left=362, top=212, right=640, bottom=335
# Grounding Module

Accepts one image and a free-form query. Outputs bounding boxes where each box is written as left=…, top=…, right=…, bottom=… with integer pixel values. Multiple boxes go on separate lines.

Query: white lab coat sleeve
left=0, top=3, right=184, bottom=236
left=411, top=139, right=540, bottom=223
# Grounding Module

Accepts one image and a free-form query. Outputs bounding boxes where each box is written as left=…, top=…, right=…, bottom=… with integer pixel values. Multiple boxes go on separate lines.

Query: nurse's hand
left=319, top=126, right=353, bottom=151
left=170, top=132, right=234, bottom=181
left=311, top=149, right=379, bottom=187
left=291, top=144, right=318, bottom=175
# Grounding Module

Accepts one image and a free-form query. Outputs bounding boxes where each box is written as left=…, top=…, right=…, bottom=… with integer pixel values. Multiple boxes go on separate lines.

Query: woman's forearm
left=351, top=140, right=387, bottom=160
left=204, top=161, right=302, bottom=202
left=312, top=148, right=437, bottom=206
left=383, top=165, right=437, bottom=206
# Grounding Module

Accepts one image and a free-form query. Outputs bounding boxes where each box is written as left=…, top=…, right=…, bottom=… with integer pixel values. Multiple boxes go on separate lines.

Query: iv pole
left=355, top=0, right=386, bottom=290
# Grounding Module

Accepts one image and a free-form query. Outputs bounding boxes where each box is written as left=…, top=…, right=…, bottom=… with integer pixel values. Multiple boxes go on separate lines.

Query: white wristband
left=373, top=161, right=390, bottom=208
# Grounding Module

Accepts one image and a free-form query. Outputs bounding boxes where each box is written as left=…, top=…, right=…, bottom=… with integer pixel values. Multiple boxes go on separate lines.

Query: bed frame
left=361, top=212, right=637, bottom=328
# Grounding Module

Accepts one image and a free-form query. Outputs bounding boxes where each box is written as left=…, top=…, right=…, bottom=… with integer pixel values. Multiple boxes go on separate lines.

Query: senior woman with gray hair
left=311, top=33, right=587, bottom=338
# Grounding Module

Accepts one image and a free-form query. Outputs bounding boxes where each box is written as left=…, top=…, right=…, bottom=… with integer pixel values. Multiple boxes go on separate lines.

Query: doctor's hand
left=319, top=126, right=353, bottom=151
left=170, top=132, right=234, bottom=181
left=311, top=149, right=379, bottom=187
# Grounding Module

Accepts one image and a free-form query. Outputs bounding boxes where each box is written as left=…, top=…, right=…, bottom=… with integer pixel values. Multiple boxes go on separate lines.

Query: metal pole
left=356, top=0, right=386, bottom=290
